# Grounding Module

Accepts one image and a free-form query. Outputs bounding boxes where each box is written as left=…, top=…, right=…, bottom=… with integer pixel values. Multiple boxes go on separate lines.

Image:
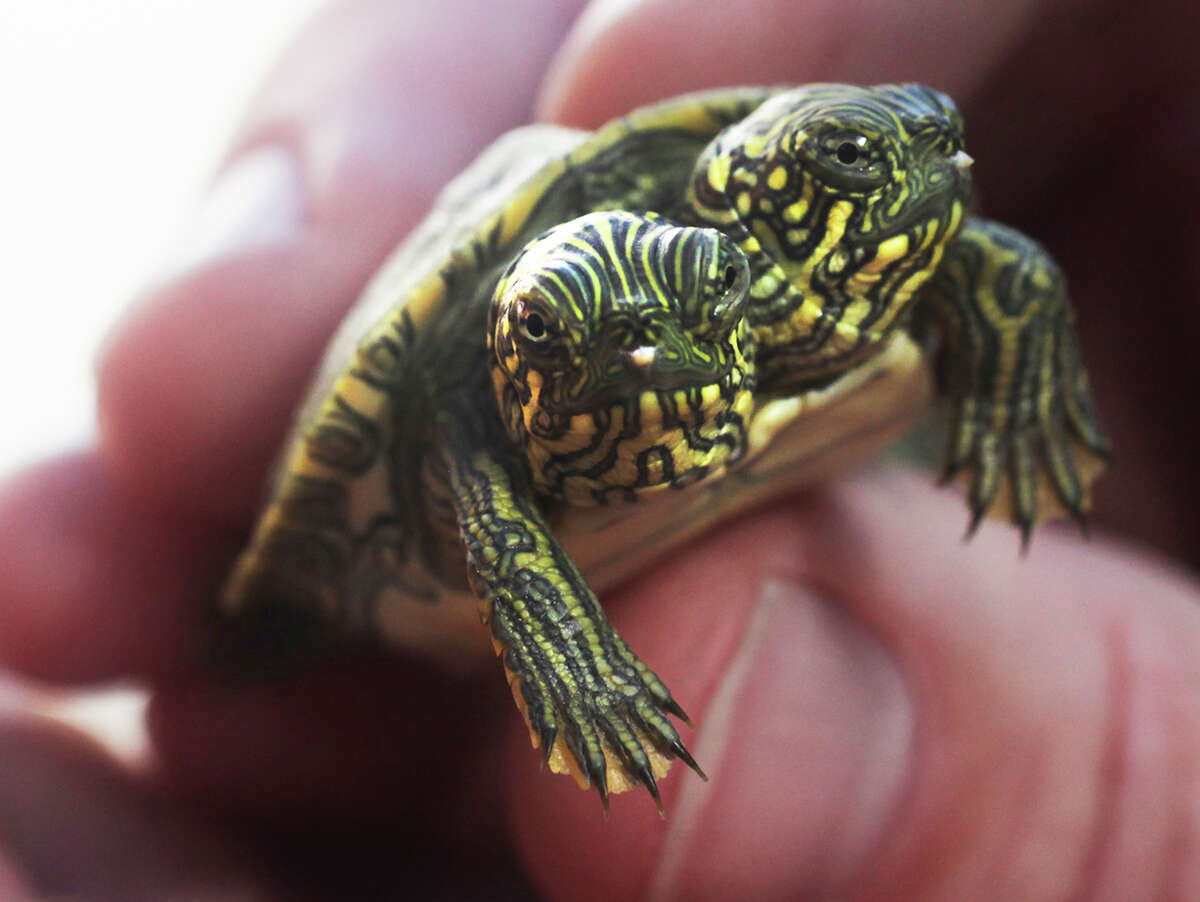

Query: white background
left=0, top=1, right=325, bottom=477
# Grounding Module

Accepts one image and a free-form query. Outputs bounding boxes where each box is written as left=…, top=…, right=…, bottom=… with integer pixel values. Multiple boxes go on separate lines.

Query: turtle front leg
left=916, top=217, right=1109, bottom=541
left=439, top=423, right=703, bottom=812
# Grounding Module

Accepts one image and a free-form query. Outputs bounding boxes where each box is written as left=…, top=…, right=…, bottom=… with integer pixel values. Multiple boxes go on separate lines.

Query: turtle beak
left=951, top=150, right=974, bottom=172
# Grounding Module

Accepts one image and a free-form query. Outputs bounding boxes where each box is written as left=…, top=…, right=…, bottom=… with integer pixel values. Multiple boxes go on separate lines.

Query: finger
left=0, top=714, right=273, bottom=900
left=506, top=467, right=1200, bottom=900
left=802, top=471, right=1200, bottom=899
left=97, top=0, right=587, bottom=522
left=538, top=0, right=1055, bottom=126
left=540, top=0, right=1185, bottom=202
left=146, top=652, right=511, bottom=839
left=0, top=453, right=223, bottom=683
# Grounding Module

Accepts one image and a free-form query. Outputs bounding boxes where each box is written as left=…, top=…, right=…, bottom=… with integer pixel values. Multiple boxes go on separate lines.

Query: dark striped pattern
left=684, top=83, right=971, bottom=391
left=490, top=211, right=756, bottom=505
left=917, top=218, right=1109, bottom=540
left=221, top=311, right=440, bottom=637
left=442, top=414, right=701, bottom=809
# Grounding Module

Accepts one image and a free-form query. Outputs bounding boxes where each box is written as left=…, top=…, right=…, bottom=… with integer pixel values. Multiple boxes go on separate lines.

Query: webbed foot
left=920, top=217, right=1109, bottom=541
left=445, top=434, right=703, bottom=813
left=489, top=599, right=704, bottom=815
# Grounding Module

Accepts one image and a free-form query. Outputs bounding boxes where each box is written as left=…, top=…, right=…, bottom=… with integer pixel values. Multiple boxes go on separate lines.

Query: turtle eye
left=522, top=311, right=547, bottom=340
left=516, top=300, right=556, bottom=343
left=692, top=243, right=748, bottom=339
left=836, top=141, right=861, bottom=165
left=823, top=133, right=871, bottom=168
left=805, top=130, right=889, bottom=192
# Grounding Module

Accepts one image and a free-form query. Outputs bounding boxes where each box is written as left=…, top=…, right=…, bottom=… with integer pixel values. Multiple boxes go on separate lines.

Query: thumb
left=506, top=467, right=1200, bottom=901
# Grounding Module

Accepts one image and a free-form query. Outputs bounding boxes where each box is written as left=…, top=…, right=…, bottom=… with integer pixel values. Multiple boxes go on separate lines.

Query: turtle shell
left=219, top=87, right=932, bottom=667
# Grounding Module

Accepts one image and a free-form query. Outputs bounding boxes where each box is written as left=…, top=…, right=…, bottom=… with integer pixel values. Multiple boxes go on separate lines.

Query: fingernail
left=163, top=145, right=305, bottom=277
left=650, top=579, right=914, bottom=900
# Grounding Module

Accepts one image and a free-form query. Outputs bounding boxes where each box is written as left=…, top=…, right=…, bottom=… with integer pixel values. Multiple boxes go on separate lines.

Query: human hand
left=2, top=1, right=1198, bottom=899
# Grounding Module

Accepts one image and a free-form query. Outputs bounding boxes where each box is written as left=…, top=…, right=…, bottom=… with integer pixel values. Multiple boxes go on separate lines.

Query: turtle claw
left=499, top=620, right=700, bottom=811
left=1071, top=508, right=1090, bottom=541
left=660, top=697, right=691, bottom=725
left=1018, top=521, right=1033, bottom=557
left=669, top=738, right=707, bottom=781
left=646, top=779, right=667, bottom=820
left=581, top=681, right=698, bottom=812
left=962, top=501, right=986, bottom=542
left=946, top=392, right=1108, bottom=542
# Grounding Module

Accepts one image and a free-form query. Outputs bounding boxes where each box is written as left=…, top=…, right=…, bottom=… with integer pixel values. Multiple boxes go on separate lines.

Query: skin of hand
left=1, top=0, right=1199, bottom=899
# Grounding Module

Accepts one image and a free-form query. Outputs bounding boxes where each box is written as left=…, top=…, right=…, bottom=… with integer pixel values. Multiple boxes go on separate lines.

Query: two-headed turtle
left=221, top=84, right=1107, bottom=810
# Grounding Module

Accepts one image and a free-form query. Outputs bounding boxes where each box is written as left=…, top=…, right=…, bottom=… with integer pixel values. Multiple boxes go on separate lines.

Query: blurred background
left=0, top=0, right=324, bottom=756
left=0, top=1, right=324, bottom=479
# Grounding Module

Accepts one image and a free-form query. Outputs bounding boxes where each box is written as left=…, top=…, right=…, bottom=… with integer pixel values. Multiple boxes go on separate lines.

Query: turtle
left=219, top=83, right=1108, bottom=811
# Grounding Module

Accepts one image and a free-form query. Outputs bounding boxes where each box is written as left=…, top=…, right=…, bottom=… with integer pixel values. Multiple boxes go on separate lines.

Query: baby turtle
left=221, top=84, right=1107, bottom=810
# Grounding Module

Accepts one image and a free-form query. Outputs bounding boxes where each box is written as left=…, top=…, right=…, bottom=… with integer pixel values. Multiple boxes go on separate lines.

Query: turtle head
left=490, top=211, right=755, bottom=501
left=693, top=83, right=972, bottom=360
